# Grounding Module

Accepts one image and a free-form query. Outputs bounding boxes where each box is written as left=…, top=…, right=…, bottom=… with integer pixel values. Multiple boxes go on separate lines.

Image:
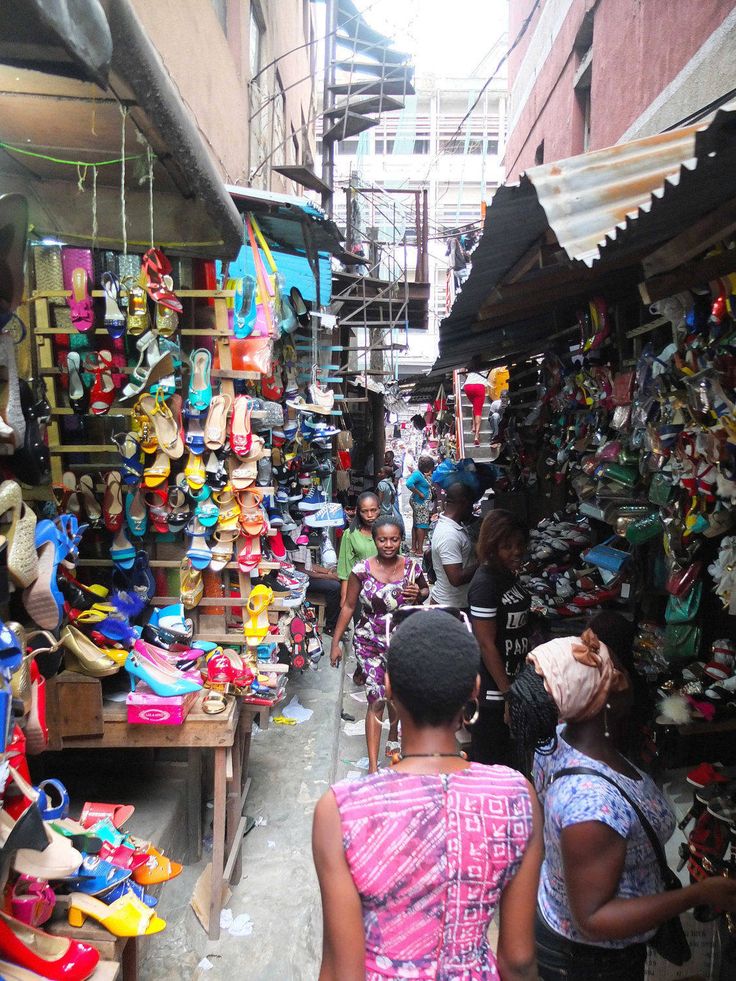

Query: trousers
left=535, top=912, right=647, bottom=981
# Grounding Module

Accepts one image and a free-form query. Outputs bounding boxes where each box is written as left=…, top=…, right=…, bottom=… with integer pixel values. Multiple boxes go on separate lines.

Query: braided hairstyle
left=508, top=663, right=559, bottom=778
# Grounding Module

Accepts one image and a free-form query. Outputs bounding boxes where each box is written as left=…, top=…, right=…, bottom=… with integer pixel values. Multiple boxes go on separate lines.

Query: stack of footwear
left=0, top=742, right=182, bottom=978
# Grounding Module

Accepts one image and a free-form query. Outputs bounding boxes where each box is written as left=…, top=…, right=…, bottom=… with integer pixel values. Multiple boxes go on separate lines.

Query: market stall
left=433, top=109, right=736, bottom=976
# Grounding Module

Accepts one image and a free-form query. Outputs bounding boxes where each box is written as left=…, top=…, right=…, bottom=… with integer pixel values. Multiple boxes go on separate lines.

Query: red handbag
left=611, top=370, right=635, bottom=406
left=666, top=560, right=702, bottom=597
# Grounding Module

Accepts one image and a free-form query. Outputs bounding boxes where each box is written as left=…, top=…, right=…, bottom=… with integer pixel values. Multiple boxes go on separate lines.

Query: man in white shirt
left=430, top=483, right=477, bottom=609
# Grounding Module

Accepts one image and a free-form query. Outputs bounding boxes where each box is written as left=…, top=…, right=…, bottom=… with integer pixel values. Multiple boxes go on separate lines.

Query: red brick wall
left=506, top=0, right=735, bottom=179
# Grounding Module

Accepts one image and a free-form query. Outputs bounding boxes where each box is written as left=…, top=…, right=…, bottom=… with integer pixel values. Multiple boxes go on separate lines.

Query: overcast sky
left=358, top=0, right=509, bottom=77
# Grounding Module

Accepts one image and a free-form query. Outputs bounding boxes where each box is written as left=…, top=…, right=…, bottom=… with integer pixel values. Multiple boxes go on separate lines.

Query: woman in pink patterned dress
left=313, top=609, right=542, bottom=981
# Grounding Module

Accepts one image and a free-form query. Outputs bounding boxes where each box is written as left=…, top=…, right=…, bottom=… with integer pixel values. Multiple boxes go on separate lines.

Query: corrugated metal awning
left=436, top=105, right=736, bottom=370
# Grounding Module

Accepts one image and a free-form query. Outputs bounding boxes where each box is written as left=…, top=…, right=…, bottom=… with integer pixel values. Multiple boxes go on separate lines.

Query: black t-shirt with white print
left=469, top=564, right=531, bottom=703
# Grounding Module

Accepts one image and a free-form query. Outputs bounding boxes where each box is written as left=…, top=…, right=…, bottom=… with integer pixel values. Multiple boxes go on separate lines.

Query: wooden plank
left=639, top=248, right=736, bottom=305
left=32, top=289, right=236, bottom=299
left=209, top=746, right=227, bottom=940
left=186, top=747, right=203, bottom=864
left=642, top=196, right=736, bottom=277
left=34, top=296, right=63, bottom=484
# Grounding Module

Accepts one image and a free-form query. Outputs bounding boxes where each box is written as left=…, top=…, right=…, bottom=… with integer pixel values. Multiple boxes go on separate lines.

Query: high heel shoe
left=124, top=645, right=201, bottom=697
left=22, top=520, right=65, bottom=629
left=188, top=348, right=212, bottom=411
left=102, top=471, right=123, bottom=532
left=0, top=910, right=99, bottom=980
left=102, top=272, right=126, bottom=340
left=61, top=625, right=119, bottom=678
left=67, top=890, right=166, bottom=937
left=112, top=432, right=144, bottom=485
left=0, top=480, right=38, bottom=587
left=89, top=350, right=116, bottom=416
left=66, top=350, right=87, bottom=414
left=78, top=474, right=103, bottom=528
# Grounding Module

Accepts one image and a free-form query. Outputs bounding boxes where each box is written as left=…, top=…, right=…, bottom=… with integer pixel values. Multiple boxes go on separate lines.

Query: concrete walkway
left=141, top=635, right=372, bottom=981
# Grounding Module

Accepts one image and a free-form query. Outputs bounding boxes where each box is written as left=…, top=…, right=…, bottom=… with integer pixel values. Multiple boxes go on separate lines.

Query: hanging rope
left=91, top=165, right=98, bottom=249
left=0, top=141, right=141, bottom=168
left=120, top=105, right=128, bottom=256
left=146, top=144, right=155, bottom=249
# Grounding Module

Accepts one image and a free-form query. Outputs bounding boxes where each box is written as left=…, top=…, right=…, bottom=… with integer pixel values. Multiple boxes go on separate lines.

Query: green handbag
left=663, top=623, right=702, bottom=663
left=665, top=582, right=703, bottom=623
left=649, top=472, right=674, bottom=506
left=626, top=511, right=664, bottom=544
left=601, top=463, right=638, bottom=487
left=618, top=446, right=640, bottom=466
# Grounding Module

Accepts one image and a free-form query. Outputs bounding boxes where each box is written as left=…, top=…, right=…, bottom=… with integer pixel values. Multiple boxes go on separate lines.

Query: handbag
left=552, top=767, right=691, bottom=966
left=611, top=370, right=635, bottom=406
left=665, top=582, right=703, bottom=623
left=663, top=623, right=702, bottom=663
left=582, top=536, right=632, bottom=573
left=600, top=463, right=639, bottom=487
left=666, top=560, right=702, bottom=597
left=649, top=472, right=674, bottom=506
left=625, top=511, right=663, bottom=545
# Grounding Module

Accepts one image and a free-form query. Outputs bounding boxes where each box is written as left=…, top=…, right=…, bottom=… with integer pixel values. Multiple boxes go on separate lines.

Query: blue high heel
left=188, top=349, right=212, bottom=412
left=124, top=649, right=201, bottom=697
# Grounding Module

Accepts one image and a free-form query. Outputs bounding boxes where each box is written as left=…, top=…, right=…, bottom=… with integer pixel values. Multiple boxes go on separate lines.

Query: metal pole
left=321, top=0, right=337, bottom=215
left=421, top=188, right=429, bottom=281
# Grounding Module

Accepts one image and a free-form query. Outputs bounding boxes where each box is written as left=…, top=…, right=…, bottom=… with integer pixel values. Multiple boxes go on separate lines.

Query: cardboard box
left=126, top=683, right=198, bottom=725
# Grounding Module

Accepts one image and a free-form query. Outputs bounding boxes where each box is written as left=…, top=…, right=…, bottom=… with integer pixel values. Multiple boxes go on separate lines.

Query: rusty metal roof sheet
left=435, top=106, right=736, bottom=370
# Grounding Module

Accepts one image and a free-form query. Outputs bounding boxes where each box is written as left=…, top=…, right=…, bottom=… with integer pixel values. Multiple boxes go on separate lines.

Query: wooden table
left=45, top=685, right=255, bottom=943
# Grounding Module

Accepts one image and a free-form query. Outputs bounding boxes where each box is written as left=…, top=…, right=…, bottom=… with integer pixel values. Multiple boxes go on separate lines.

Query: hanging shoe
left=65, top=350, right=87, bottom=414
left=141, top=248, right=182, bottom=313
left=188, top=348, right=212, bottom=412
left=89, top=350, right=116, bottom=416
left=289, top=287, right=310, bottom=326
left=69, top=266, right=94, bottom=333
left=102, top=272, right=126, bottom=340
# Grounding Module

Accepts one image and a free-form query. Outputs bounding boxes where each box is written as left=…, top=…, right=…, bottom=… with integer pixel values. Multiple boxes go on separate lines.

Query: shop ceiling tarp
left=436, top=105, right=736, bottom=370
left=0, top=0, right=243, bottom=257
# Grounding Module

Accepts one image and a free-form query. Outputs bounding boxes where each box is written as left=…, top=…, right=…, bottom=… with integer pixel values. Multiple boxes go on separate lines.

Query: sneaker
left=297, top=472, right=312, bottom=487
left=280, top=509, right=298, bottom=532
left=298, top=487, right=324, bottom=511
left=307, top=527, right=322, bottom=547
left=303, top=419, right=340, bottom=438
left=296, top=526, right=309, bottom=545
left=253, top=571, right=290, bottom=596
left=275, top=487, right=289, bottom=505
left=288, top=478, right=303, bottom=502
left=320, top=534, right=337, bottom=568
left=305, top=503, right=345, bottom=528
left=267, top=505, right=284, bottom=527
left=282, top=531, right=299, bottom=551
left=257, top=457, right=272, bottom=486
left=307, top=635, right=324, bottom=663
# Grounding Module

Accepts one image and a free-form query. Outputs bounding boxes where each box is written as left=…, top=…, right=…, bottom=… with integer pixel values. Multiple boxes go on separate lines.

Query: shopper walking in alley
left=463, top=354, right=490, bottom=446
left=330, top=517, right=429, bottom=773
left=314, top=609, right=542, bottom=981
left=468, top=510, right=531, bottom=766
left=430, top=482, right=477, bottom=608
left=405, top=454, right=435, bottom=556
left=508, top=630, right=736, bottom=981
left=336, top=492, right=380, bottom=606
left=377, top=465, right=405, bottom=539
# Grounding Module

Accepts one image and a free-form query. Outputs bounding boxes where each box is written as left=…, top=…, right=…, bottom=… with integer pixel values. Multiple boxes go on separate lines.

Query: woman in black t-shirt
left=468, top=510, right=530, bottom=766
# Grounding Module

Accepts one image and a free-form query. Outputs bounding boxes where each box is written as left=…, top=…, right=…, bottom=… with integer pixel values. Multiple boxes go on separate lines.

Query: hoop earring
left=463, top=697, right=480, bottom=727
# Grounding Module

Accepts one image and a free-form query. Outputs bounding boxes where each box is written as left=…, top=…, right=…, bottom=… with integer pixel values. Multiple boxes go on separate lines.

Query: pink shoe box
left=127, top=683, right=198, bottom=725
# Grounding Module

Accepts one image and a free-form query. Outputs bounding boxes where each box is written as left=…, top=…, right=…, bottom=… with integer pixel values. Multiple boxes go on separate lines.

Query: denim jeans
left=536, top=912, right=647, bottom=981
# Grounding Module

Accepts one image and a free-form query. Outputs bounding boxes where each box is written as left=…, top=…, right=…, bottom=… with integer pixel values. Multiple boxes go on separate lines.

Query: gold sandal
left=179, top=558, right=203, bottom=609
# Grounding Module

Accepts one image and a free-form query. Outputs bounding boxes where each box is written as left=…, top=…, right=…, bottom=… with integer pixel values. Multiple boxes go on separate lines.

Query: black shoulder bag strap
left=551, top=765, right=691, bottom=966
left=551, top=766, right=672, bottom=883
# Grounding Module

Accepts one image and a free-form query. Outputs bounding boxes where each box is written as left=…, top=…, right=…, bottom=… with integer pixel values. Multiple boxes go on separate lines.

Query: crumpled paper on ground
left=281, top=696, right=313, bottom=723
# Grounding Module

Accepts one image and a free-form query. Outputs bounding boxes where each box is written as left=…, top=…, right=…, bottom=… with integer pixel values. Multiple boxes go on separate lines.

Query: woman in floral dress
left=331, top=516, right=429, bottom=773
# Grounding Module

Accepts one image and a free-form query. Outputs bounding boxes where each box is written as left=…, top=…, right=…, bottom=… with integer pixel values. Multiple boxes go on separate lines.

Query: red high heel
left=141, top=248, right=182, bottom=314
left=0, top=910, right=99, bottom=980
left=89, top=350, right=116, bottom=416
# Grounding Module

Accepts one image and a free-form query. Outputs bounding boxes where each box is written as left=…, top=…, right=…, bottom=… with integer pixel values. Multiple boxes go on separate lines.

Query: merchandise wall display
left=465, top=283, right=736, bottom=962
left=0, top=198, right=351, bottom=963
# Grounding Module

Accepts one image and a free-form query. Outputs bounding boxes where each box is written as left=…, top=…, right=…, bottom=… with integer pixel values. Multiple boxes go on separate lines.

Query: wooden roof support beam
left=642, top=196, right=736, bottom=278
left=639, top=247, right=736, bottom=305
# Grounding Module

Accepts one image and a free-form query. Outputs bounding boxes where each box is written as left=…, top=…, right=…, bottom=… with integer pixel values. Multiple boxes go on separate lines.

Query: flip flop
left=79, top=802, right=135, bottom=831
left=143, top=450, right=170, bottom=489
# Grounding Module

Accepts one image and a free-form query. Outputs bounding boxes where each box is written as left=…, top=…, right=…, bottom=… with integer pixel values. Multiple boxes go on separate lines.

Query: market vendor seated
left=287, top=538, right=341, bottom=635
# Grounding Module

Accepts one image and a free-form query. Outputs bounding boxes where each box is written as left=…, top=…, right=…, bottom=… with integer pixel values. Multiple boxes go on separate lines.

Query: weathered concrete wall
left=128, top=0, right=315, bottom=193
left=506, top=0, right=736, bottom=179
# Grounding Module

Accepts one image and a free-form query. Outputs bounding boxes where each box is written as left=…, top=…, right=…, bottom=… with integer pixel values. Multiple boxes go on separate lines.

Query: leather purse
left=649, top=472, right=674, bottom=506
left=582, top=536, right=632, bottom=573
left=552, top=766, right=691, bottom=966
left=665, top=582, right=703, bottom=623
left=663, top=623, right=702, bottom=663
left=611, top=370, right=635, bottom=406
left=666, top=560, right=702, bottom=597
left=625, top=511, right=664, bottom=544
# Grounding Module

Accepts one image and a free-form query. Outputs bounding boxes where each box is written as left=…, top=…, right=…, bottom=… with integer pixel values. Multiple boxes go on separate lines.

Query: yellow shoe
left=68, top=891, right=166, bottom=937
left=184, top=450, right=205, bottom=491
left=244, top=584, right=273, bottom=647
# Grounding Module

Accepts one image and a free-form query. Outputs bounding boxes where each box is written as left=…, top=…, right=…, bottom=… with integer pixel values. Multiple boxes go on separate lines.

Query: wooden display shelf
left=32, top=289, right=237, bottom=299
left=73, top=557, right=281, bottom=572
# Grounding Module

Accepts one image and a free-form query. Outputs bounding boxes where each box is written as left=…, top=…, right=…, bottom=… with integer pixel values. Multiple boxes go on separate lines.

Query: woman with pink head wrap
left=508, top=628, right=736, bottom=981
